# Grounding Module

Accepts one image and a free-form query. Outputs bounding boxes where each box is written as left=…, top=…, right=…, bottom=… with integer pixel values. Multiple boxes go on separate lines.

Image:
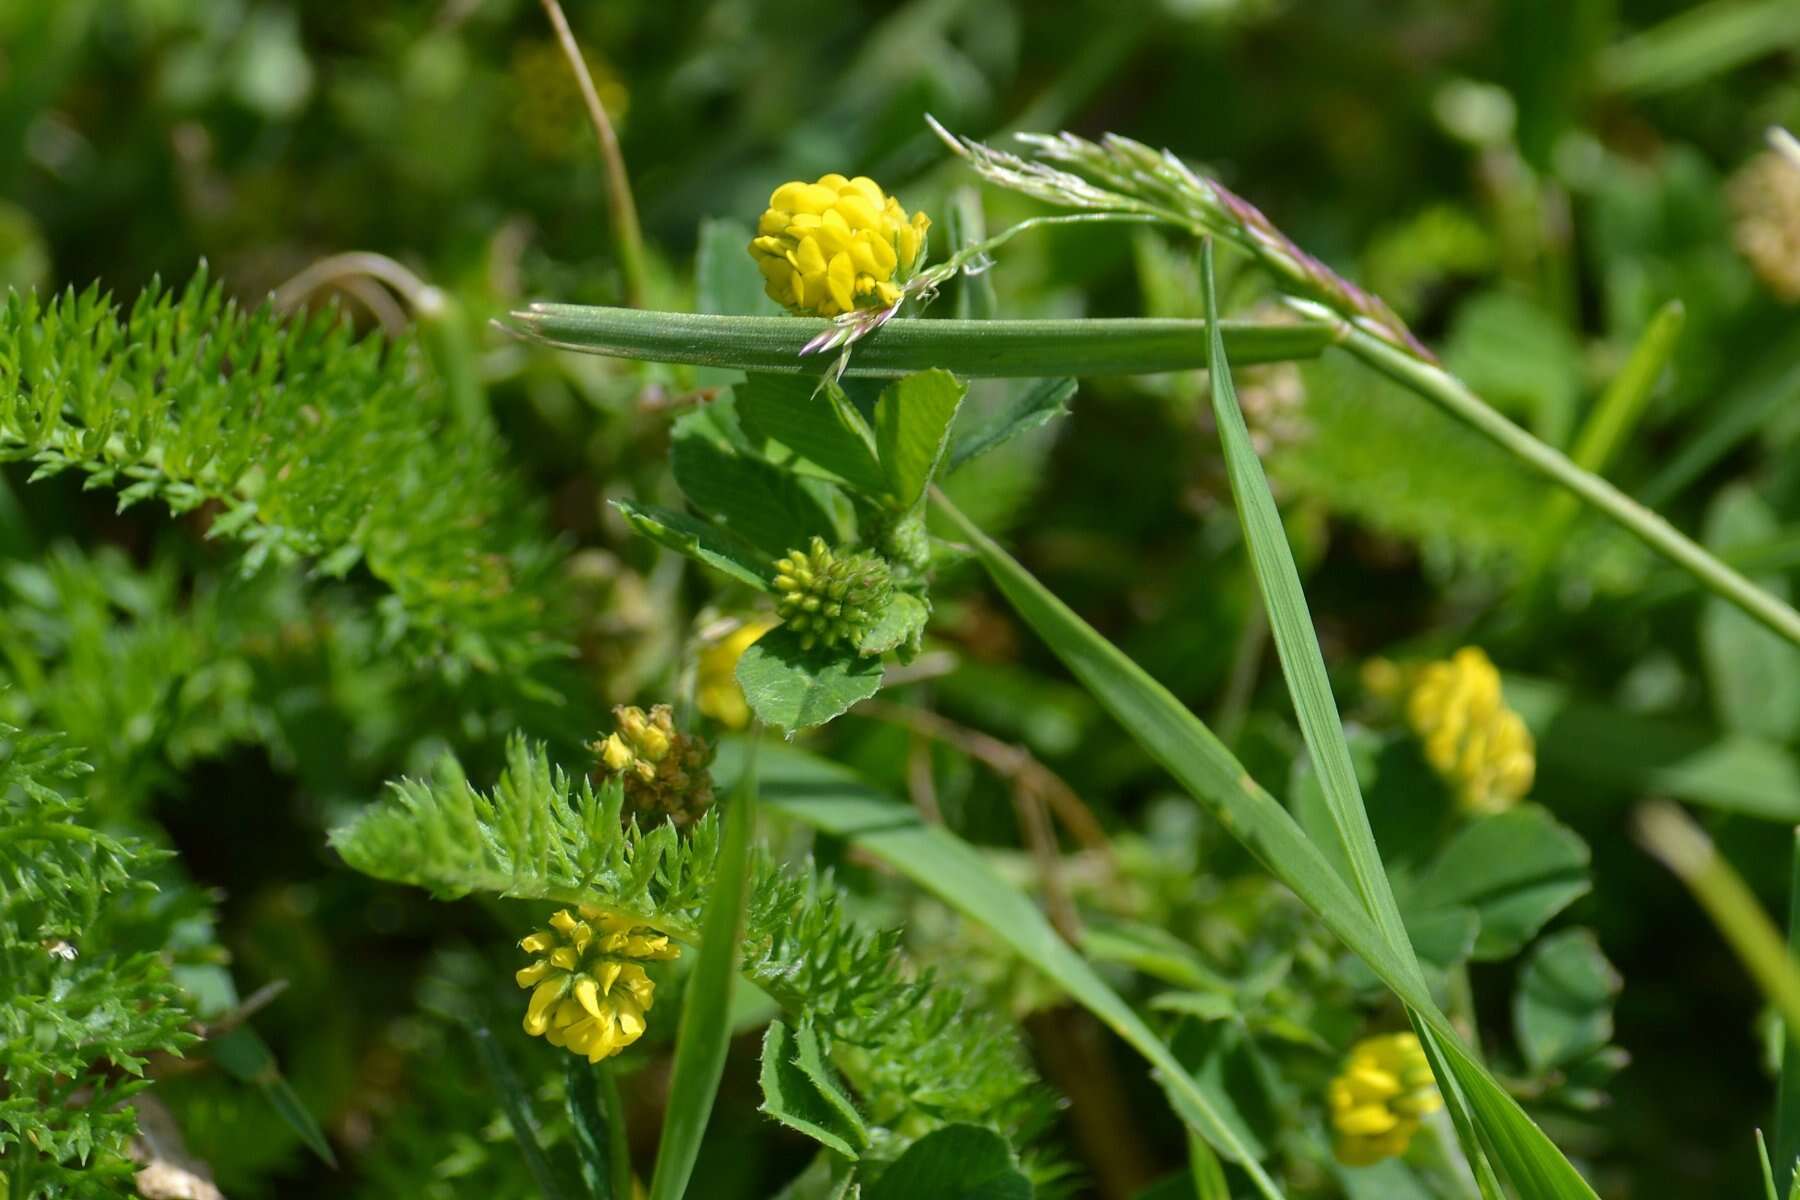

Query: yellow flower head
left=593, top=704, right=715, bottom=829
left=696, top=617, right=777, bottom=729
left=1329, top=1032, right=1442, bottom=1167
left=516, top=906, right=679, bottom=1062
left=1366, top=647, right=1535, bottom=816
left=749, top=174, right=930, bottom=317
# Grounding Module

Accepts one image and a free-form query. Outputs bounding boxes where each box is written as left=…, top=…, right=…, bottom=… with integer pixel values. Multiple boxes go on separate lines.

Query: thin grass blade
left=1199, top=240, right=1505, bottom=1198
left=470, top=1022, right=570, bottom=1200
left=741, top=742, right=1289, bottom=1200
left=1779, top=831, right=1800, bottom=1196
left=931, top=492, right=1600, bottom=1199
left=646, top=736, right=759, bottom=1200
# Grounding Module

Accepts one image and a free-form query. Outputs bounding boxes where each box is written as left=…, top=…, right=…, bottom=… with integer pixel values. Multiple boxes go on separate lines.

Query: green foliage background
left=3, top=0, right=1800, bottom=1197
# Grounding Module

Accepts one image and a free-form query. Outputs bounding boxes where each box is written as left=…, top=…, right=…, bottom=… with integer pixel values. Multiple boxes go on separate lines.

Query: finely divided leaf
left=759, top=1019, right=866, bottom=1158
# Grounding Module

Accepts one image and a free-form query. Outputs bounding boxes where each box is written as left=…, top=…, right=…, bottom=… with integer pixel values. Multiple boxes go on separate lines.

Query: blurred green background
left=5, top=1, right=1800, bottom=1197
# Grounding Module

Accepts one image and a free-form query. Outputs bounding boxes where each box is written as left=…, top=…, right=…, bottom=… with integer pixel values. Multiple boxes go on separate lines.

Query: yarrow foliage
left=515, top=906, right=678, bottom=1062
left=1328, top=1032, right=1443, bottom=1166
left=0, top=723, right=194, bottom=1191
left=332, top=738, right=1044, bottom=1146
left=773, top=537, right=894, bottom=652
left=0, top=270, right=564, bottom=679
left=749, top=174, right=930, bottom=317
left=1366, top=646, right=1536, bottom=814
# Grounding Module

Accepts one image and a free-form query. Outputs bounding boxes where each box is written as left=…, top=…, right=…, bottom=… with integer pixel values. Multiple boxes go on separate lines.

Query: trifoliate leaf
left=947, top=377, right=1075, bottom=473
left=874, top=369, right=966, bottom=512
left=614, top=499, right=775, bottom=591
left=736, top=373, right=886, bottom=495
left=735, top=627, right=883, bottom=730
left=671, top=406, right=842, bottom=557
left=1409, top=806, right=1591, bottom=960
left=1514, top=928, right=1621, bottom=1074
left=863, top=1125, right=1030, bottom=1200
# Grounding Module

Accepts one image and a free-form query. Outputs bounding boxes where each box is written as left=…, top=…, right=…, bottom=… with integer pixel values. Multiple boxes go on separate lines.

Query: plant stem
left=1328, top=315, right=1800, bottom=648
left=600, top=1063, right=632, bottom=1200
left=540, top=0, right=648, bottom=308
left=1637, top=801, right=1800, bottom=1032
left=1775, top=830, right=1800, bottom=1196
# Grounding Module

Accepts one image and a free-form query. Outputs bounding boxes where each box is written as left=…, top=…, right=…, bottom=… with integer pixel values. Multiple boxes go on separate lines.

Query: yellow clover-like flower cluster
left=1366, top=646, right=1535, bottom=815
left=1329, top=1032, right=1442, bottom=1167
left=516, top=906, right=678, bottom=1062
left=750, top=174, right=930, bottom=317
left=596, top=703, right=715, bottom=828
left=695, top=617, right=777, bottom=730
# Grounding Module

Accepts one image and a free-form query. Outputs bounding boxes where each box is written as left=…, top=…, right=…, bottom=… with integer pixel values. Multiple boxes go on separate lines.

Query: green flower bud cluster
left=773, top=537, right=893, bottom=652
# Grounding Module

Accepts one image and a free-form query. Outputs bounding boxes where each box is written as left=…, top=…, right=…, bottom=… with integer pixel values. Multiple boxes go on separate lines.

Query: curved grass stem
left=1322, top=310, right=1800, bottom=648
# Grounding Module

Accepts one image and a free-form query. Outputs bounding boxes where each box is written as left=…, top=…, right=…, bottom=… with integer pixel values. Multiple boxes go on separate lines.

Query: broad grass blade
left=506, top=305, right=1331, bottom=378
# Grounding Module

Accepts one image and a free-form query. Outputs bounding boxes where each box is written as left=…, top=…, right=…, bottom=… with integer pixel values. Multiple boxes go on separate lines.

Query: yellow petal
left=515, top=960, right=553, bottom=989
left=1334, top=1104, right=1399, bottom=1136
left=793, top=236, right=827, bottom=277
left=574, top=976, right=604, bottom=1019
left=594, top=960, right=624, bottom=995
left=549, top=910, right=577, bottom=934
left=826, top=253, right=855, bottom=314
left=1345, top=1066, right=1400, bottom=1100
left=524, top=978, right=565, bottom=1035
left=769, top=181, right=811, bottom=211
left=835, top=193, right=881, bottom=231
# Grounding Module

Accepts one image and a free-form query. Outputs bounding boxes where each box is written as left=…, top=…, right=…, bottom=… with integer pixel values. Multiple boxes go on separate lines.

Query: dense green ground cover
left=4, top=2, right=1800, bottom=1197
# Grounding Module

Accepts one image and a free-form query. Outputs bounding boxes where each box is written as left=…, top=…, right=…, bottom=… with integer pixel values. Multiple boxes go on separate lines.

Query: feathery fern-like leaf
left=0, top=269, right=565, bottom=677
left=331, top=736, right=1046, bottom=1146
left=0, top=723, right=194, bottom=1192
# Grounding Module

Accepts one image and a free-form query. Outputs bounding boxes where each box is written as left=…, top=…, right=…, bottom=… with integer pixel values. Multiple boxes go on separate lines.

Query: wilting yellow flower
left=696, top=617, right=777, bottom=729
left=1329, top=1032, right=1442, bottom=1167
left=1365, top=646, right=1535, bottom=815
left=1729, top=150, right=1800, bottom=303
left=749, top=174, right=930, bottom=317
left=516, top=906, right=679, bottom=1062
left=594, top=704, right=715, bottom=829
